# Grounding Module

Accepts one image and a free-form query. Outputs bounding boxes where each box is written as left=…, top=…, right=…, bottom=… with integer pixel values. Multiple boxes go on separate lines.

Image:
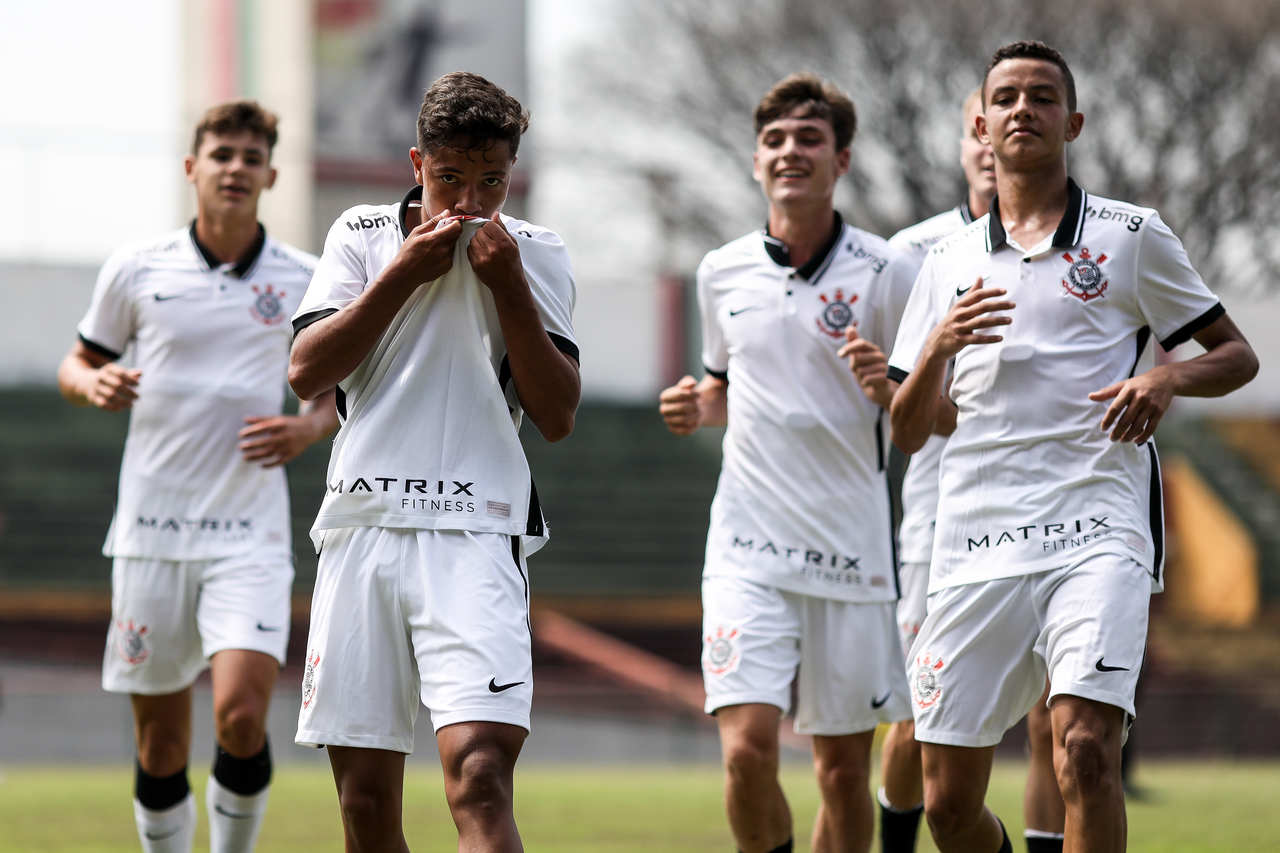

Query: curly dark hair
left=754, top=73, right=856, bottom=150
left=417, top=72, right=530, bottom=156
left=983, top=40, right=1076, bottom=113
left=191, top=100, right=278, bottom=155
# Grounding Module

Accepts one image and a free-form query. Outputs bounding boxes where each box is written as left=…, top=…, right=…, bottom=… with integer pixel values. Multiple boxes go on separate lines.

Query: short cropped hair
left=191, top=101, right=279, bottom=156
left=417, top=72, right=530, bottom=156
left=754, top=73, right=857, bottom=150
left=982, top=40, right=1077, bottom=113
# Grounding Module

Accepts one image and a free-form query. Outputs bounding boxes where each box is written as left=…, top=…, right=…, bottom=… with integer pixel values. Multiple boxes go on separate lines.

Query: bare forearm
left=697, top=378, right=728, bottom=427
left=493, top=288, right=580, bottom=442
left=299, top=388, right=340, bottom=440
left=289, top=274, right=417, bottom=400
left=890, top=351, right=948, bottom=454
left=1161, top=341, right=1258, bottom=398
left=57, top=356, right=97, bottom=406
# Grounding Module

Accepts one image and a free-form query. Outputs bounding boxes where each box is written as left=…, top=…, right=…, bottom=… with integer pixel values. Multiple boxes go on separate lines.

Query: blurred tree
left=576, top=0, right=1280, bottom=292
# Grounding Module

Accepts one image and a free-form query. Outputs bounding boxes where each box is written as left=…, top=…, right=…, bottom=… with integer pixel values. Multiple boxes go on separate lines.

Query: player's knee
left=444, top=744, right=514, bottom=816
left=923, top=785, right=983, bottom=843
left=813, top=754, right=869, bottom=800
left=1057, top=726, right=1117, bottom=800
left=137, top=739, right=188, bottom=777
left=723, top=734, right=778, bottom=786
left=213, top=701, right=266, bottom=756
left=338, top=782, right=397, bottom=833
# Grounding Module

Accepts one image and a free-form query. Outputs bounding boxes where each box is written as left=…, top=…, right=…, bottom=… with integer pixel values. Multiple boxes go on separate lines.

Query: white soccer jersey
left=700, top=215, right=918, bottom=603
left=888, top=180, right=1223, bottom=592
left=293, top=187, right=578, bottom=551
left=888, top=204, right=974, bottom=565
left=77, top=224, right=317, bottom=560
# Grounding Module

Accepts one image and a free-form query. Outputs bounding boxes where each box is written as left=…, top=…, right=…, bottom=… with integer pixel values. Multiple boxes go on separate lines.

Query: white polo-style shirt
left=293, top=187, right=578, bottom=552
left=699, top=214, right=918, bottom=602
left=888, top=204, right=975, bottom=565
left=78, top=223, right=317, bottom=560
left=888, top=180, right=1223, bottom=592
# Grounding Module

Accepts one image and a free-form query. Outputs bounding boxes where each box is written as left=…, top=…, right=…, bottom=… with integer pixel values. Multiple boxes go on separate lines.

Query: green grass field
left=1, top=760, right=1274, bottom=852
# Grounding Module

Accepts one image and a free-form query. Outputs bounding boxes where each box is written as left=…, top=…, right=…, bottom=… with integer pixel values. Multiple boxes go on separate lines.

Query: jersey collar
left=188, top=220, right=267, bottom=278
left=762, top=211, right=845, bottom=281
left=399, top=185, right=424, bottom=238
left=959, top=199, right=975, bottom=224
left=985, top=177, right=1086, bottom=253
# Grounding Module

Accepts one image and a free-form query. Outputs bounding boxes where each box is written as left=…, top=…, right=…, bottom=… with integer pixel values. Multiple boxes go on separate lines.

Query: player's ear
left=975, top=114, right=991, bottom=145
left=1065, top=111, right=1084, bottom=142
left=265, top=166, right=278, bottom=190
left=835, top=146, right=851, bottom=177
left=751, top=149, right=764, bottom=185
left=409, top=147, right=425, bottom=185
left=183, top=155, right=196, bottom=183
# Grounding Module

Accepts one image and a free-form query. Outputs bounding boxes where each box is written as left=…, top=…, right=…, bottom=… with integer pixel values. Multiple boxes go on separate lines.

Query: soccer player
left=57, top=101, right=337, bottom=853
left=659, top=73, right=917, bottom=853
left=288, top=72, right=579, bottom=852
left=887, top=41, right=1258, bottom=853
left=877, top=91, right=1065, bottom=853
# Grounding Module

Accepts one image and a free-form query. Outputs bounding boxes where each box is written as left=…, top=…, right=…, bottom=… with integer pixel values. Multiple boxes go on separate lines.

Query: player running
left=660, top=73, right=917, bottom=853
left=288, top=72, right=579, bottom=852
left=57, top=101, right=337, bottom=853
left=875, top=89, right=1066, bottom=853
left=888, top=41, right=1257, bottom=853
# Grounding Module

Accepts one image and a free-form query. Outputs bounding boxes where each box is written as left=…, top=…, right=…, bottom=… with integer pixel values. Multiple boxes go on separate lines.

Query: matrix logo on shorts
left=301, top=650, right=320, bottom=709
left=913, top=653, right=944, bottom=709
left=115, top=619, right=150, bottom=665
left=814, top=288, right=858, bottom=338
left=250, top=284, right=286, bottom=325
left=703, top=625, right=741, bottom=677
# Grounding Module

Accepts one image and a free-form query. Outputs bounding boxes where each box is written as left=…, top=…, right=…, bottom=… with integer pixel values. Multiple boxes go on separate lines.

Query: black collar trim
left=986, top=178, right=1085, bottom=253
left=188, top=220, right=266, bottom=278
left=762, top=211, right=844, bottom=281
left=960, top=200, right=975, bottom=224
left=399, top=185, right=424, bottom=238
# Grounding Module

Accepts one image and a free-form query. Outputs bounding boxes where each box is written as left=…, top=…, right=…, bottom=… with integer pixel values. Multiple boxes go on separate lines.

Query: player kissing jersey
left=77, top=223, right=316, bottom=561
left=292, top=187, right=578, bottom=551
left=888, top=181, right=1222, bottom=592
left=699, top=215, right=917, bottom=602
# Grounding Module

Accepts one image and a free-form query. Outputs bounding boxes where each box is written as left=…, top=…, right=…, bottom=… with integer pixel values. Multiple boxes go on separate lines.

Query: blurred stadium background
left=2, top=0, right=1279, bottom=849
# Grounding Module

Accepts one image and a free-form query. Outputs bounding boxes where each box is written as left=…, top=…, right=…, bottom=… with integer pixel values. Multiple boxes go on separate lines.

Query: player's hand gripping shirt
left=700, top=216, right=917, bottom=603
left=888, top=204, right=974, bottom=565
left=293, top=188, right=578, bottom=552
left=888, top=181, right=1223, bottom=592
left=77, top=224, right=317, bottom=560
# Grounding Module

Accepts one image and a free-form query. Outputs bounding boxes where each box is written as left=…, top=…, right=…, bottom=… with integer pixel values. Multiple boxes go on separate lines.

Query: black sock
left=738, top=841, right=792, bottom=853
left=880, top=799, right=925, bottom=852
left=996, top=818, right=1013, bottom=853
left=1026, top=833, right=1065, bottom=853
left=134, top=761, right=190, bottom=811
left=211, top=738, right=272, bottom=796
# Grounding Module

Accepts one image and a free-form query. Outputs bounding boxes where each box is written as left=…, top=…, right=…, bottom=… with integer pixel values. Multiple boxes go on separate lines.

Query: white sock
left=206, top=776, right=270, bottom=853
left=134, top=793, right=196, bottom=853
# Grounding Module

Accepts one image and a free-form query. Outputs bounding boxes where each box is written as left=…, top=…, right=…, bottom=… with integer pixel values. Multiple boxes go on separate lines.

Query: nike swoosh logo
left=153, top=293, right=185, bottom=301
left=955, top=286, right=972, bottom=297
left=488, top=678, right=524, bottom=693
left=870, top=691, right=892, bottom=709
left=728, top=306, right=761, bottom=317
left=214, top=804, right=254, bottom=820
left=144, top=827, right=181, bottom=840
left=1095, top=657, right=1129, bottom=672
left=255, top=622, right=282, bottom=632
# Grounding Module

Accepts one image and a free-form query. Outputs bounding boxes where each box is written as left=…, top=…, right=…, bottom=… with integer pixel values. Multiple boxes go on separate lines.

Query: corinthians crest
left=250, top=284, right=286, bottom=325
left=815, top=288, right=858, bottom=338
left=913, top=652, right=945, bottom=709
left=115, top=619, right=150, bottom=665
left=302, top=650, right=321, bottom=709
left=1061, top=247, right=1109, bottom=302
left=703, top=625, right=742, bottom=677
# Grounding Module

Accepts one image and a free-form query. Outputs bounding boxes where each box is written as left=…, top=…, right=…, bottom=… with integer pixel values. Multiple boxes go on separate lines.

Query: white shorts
left=908, top=553, right=1150, bottom=747
left=896, top=560, right=930, bottom=660
left=103, top=553, right=293, bottom=695
left=701, top=574, right=911, bottom=735
left=296, top=527, right=533, bottom=753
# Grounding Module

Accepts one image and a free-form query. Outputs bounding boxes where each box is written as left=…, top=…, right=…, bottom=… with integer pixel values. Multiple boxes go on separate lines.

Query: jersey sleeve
left=1134, top=212, right=1224, bottom=351
left=292, top=214, right=370, bottom=335
left=864, top=250, right=918, bottom=355
left=887, top=253, right=943, bottom=384
left=518, top=229, right=579, bottom=362
left=696, top=255, right=728, bottom=380
left=76, top=248, right=138, bottom=359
